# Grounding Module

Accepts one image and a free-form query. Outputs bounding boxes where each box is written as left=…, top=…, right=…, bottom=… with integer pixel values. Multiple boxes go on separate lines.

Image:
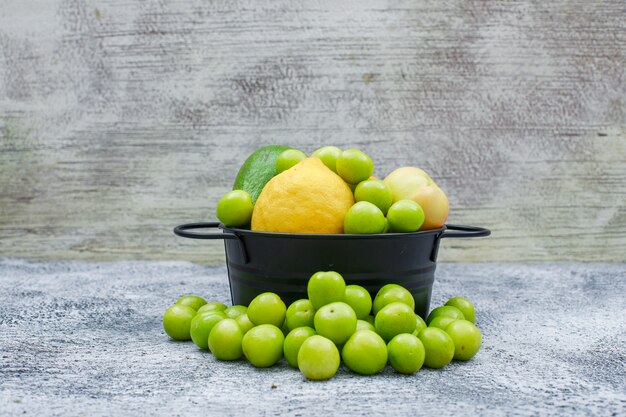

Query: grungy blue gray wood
left=0, top=0, right=625, bottom=263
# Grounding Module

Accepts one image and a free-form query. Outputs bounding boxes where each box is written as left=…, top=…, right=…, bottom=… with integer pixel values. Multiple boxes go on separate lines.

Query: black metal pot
left=174, top=222, right=489, bottom=318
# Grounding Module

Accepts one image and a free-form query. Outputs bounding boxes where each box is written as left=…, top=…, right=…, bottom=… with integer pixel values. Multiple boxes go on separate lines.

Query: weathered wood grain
left=1, top=0, right=625, bottom=263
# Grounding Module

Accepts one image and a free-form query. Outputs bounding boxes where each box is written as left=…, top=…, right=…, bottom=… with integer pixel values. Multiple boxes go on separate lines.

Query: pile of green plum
left=162, top=271, right=482, bottom=380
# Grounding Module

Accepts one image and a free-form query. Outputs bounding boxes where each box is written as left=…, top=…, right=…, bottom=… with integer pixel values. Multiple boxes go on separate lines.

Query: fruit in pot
left=216, top=190, right=254, bottom=228
left=336, top=149, right=374, bottom=185
left=386, top=200, right=425, bottom=232
left=354, top=179, right=393, bottom=215
left=233, top=145, right=292, bottom=202
left=311, top=146, right=342, bottom=173
left=384, top=167, right=449, bottom=230
left=275, top=149, right=307, bottom=174
left=252, top=158, right=354, bottom=234
left=343, top=201, right=386, bottom=234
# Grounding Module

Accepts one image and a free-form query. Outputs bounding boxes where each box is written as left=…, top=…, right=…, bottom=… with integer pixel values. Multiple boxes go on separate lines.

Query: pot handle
left=440, top=224, right=491, bottom=239
left=173, top=222, right=248, bottom=263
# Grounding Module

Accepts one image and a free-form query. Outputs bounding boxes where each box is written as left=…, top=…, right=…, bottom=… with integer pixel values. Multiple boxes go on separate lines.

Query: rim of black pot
left=220, top=224, right=447, bottom=239
left=174, top=222, right=490, bottom=241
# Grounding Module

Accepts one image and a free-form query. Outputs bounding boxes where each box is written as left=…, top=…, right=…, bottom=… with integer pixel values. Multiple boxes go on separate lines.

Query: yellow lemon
left=252, top=158, right=354, bottom=234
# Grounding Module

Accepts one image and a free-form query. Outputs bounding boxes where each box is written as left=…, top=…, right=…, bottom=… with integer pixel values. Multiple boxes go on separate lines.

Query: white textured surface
left=1, top=258, right=624, bottom=416
left=1, top=0, right=625, bottom=263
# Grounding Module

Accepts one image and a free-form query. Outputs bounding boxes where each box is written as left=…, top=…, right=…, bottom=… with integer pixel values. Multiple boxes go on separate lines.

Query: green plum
left=208, top=318, right=244, bottom=361
left=224, top=305, right=248, bottom=319
left=285, top=299, right=315, bottom=331
left=445, top=297, right=476, bottom=323
left=307, top=271, right=346, bottom=310
left=356, top=319, right=376, bottom=332
left=418, top=327, right=455, bottom=369
left=428, top=315, right=458, bottom=330
left=242, top=324, right=285, bottom=367
left=216, top=190, right=254, bottom=228
left=354, top=179, right=393, bottom=215
left=336, top=149, right=374, bottom=184
left=387, top=333, right=425, bottom=374
left=426, top=305, right=465, bottom=324
left=343, top=285, right=372, bottom=319
left=412, top=314, right=427, bottom=336
left=176, top=295, right=207, bottom=312
left=235, top=313, right=255, bottom=334
left=341, top=330, right=388, bottom=375
left=197, top=301, right=227, bottom=315
left=311, top=146, right=342, bottom=172
left=247, top=292, right=286, bottom=327
left=372, top=284, right=415, bottom=315
left=343, top=202, right=386, bottom=234
left=297, top=335, right=340, bottom=380
left=283, top=326, right=316, bottom=368
left=313, top=302, right=357, bottom=346
left=445, top=320, right=482, bottom=361
left=163, top=304, right=196, bottom=341
left=386, top=200, right=425, bottom=233
left=190, top=311, right=226, bottom=350
left=374, top=302, right=416, bottom=342
left=276, top=149, right=307, bottom=174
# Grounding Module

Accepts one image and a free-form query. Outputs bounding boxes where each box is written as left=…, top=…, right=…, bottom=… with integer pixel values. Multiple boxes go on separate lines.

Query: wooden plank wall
left=1, top=0, right=624, bottom=264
